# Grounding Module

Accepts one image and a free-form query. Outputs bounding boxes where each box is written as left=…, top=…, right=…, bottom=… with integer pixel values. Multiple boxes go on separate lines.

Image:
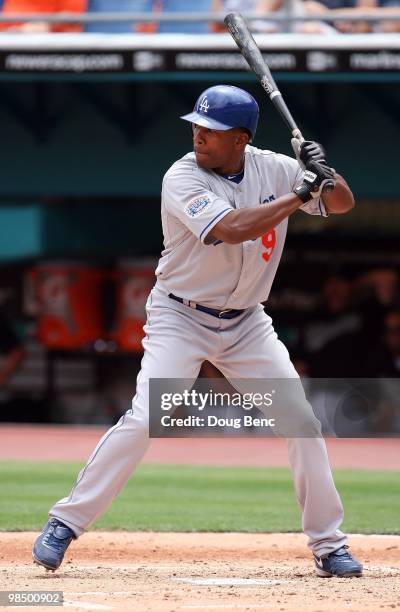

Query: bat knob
left=322, top=180, right=335, bottom=193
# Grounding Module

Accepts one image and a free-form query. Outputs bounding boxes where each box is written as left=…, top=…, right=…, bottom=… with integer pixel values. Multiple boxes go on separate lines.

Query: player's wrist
left=293, top=183, right=312, bottom=203
left=294, top=165, right=336, bottom=203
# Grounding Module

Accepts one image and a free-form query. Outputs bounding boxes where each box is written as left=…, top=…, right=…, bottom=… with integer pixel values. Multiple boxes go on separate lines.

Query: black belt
left=168, top=293, right=245, bottom=319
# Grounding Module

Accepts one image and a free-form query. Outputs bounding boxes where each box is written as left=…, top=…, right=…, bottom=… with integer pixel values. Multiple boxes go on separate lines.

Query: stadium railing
left=0, top=11, right=398, bottom=28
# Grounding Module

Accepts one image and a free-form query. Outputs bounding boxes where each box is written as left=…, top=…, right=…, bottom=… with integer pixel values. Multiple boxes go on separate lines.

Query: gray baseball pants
left=50, top=284, right=346, bottom=556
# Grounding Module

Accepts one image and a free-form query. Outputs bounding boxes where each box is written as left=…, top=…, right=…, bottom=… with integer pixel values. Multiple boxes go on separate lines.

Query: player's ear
left=235, top=129, right=250, bottom=147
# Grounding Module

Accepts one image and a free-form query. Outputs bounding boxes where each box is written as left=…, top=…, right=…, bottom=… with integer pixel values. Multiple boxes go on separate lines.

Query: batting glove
left=291, top=139, right=328, bottom=170
left=293, top=160, right=336, bottom=202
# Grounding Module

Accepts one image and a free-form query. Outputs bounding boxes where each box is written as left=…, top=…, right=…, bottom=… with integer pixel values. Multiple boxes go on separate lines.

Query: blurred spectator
left=358, top=267, right=400, bottom=342
left=1, top=0, right=87, bottom=33
left=291, top=352, right=311, bottom=377
left=211, top=0, right=256, bottom=31
left=363, top=308, right=400, bottom=432
left=156, top=0, right=213, bottom=33
left=377, top=1, right=400, bottom=33
left=312, top=0, right=400, bottom=32
left=302, top=272, right=365, bottom=377
left=301, top=0, right=367, bottom=33
left=365, top=309, right=400, bottom=376
left=362, top=267, right=400, bottom=307
left=0, top=305, right=53, bottom=423
left=254, top=0, right=338, bottom=34
left=329, top=0, right=379, bottom=33
left=0, top=307, right=25, bottom=391
left=329, top=2, right=400, bottom=32
left=254, top=0, right=400, bottom=34
left=85, top=0, right=155, bottom=34
left=212, top=0, right=255, bottom=10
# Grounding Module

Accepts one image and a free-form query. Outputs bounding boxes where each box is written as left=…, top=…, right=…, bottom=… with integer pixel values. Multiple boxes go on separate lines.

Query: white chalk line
left=172, top=577, right=290, bottom=586
left=68, top=591, right=138, bottom=596
left=364, top=564, right=400, bottom=572
left=183, top=532, right=400, bottom=539
left=181, top=606, right=272, bottom=610
left=63, top=564, right=179, bottom=570
left=64, top=599, right=113, bottom=610
left=349, top=533, right=400, bottom=539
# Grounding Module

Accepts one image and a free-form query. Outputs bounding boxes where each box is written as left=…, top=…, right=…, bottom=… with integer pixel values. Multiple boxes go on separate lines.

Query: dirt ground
left=0, top=532, right=399, bottom=612
left=1, top=429, right=399, bottom=610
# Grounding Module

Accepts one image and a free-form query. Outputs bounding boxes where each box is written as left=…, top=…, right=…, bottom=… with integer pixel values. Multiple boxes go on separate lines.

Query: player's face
left=192, top=125, right=249, bottom=175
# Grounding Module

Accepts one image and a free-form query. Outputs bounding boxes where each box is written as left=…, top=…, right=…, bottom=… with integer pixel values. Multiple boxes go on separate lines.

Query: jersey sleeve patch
left=184, top=195, right=211, bottom=218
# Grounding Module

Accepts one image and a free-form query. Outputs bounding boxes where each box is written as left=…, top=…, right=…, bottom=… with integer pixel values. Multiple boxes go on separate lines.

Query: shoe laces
left=43, top=519, right=73, bottom=551
left=332, top=546, right=352, bottom=557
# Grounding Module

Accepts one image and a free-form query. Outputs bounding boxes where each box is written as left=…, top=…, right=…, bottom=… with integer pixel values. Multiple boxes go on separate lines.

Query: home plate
left=172, top=578, right=289, bottom=586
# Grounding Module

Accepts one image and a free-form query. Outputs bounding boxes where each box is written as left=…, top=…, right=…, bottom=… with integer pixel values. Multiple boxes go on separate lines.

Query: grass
left=0, top=461, right=399, bottom=534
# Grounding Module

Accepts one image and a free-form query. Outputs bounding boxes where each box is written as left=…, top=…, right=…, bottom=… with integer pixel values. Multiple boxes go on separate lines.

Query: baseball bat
left=224, top=12, right=335, bottom=191
left=224, top=12, right=303, bottom=142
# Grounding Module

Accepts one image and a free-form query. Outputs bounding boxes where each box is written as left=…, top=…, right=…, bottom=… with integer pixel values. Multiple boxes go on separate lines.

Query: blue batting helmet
left=181, top=84, right=259, bottom=141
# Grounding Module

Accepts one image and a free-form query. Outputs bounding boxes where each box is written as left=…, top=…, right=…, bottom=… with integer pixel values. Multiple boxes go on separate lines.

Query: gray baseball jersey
left=156, top=145, right=326, bottom=310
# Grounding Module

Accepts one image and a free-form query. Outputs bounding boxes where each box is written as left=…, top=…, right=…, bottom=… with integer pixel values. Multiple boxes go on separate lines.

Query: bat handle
left=323, top=180, right=335, bottom=193
left=292, top=128, right=304, bottom=144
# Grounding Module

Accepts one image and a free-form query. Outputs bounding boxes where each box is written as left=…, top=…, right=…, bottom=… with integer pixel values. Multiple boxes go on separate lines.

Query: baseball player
left=33, top=84, right=363, bottom=578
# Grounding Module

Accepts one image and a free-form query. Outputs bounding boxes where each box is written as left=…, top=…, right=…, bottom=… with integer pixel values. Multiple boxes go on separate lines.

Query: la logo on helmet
left=199, top=97, right=210, bottom=113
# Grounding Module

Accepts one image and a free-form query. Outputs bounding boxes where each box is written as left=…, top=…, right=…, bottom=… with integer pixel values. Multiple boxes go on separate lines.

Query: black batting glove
left=300, top=140, right=327, bottom=165
left=307, top=159, right=334, bottom=178
left=293, top=160, right=335, bottom=203
left=291, top=139, right=329, bottom=170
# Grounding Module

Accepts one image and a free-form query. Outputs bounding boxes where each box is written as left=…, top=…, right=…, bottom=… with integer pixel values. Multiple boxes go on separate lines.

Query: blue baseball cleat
left=32, top=518, right=75, bottom=571
left=313, top=546, right=363, bottom=577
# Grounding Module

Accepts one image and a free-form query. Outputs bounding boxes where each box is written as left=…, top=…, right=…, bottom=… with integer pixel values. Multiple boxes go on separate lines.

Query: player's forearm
left=322, top=174, right=355, bottom=214
left=210, top=194, right=301, bottom=244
